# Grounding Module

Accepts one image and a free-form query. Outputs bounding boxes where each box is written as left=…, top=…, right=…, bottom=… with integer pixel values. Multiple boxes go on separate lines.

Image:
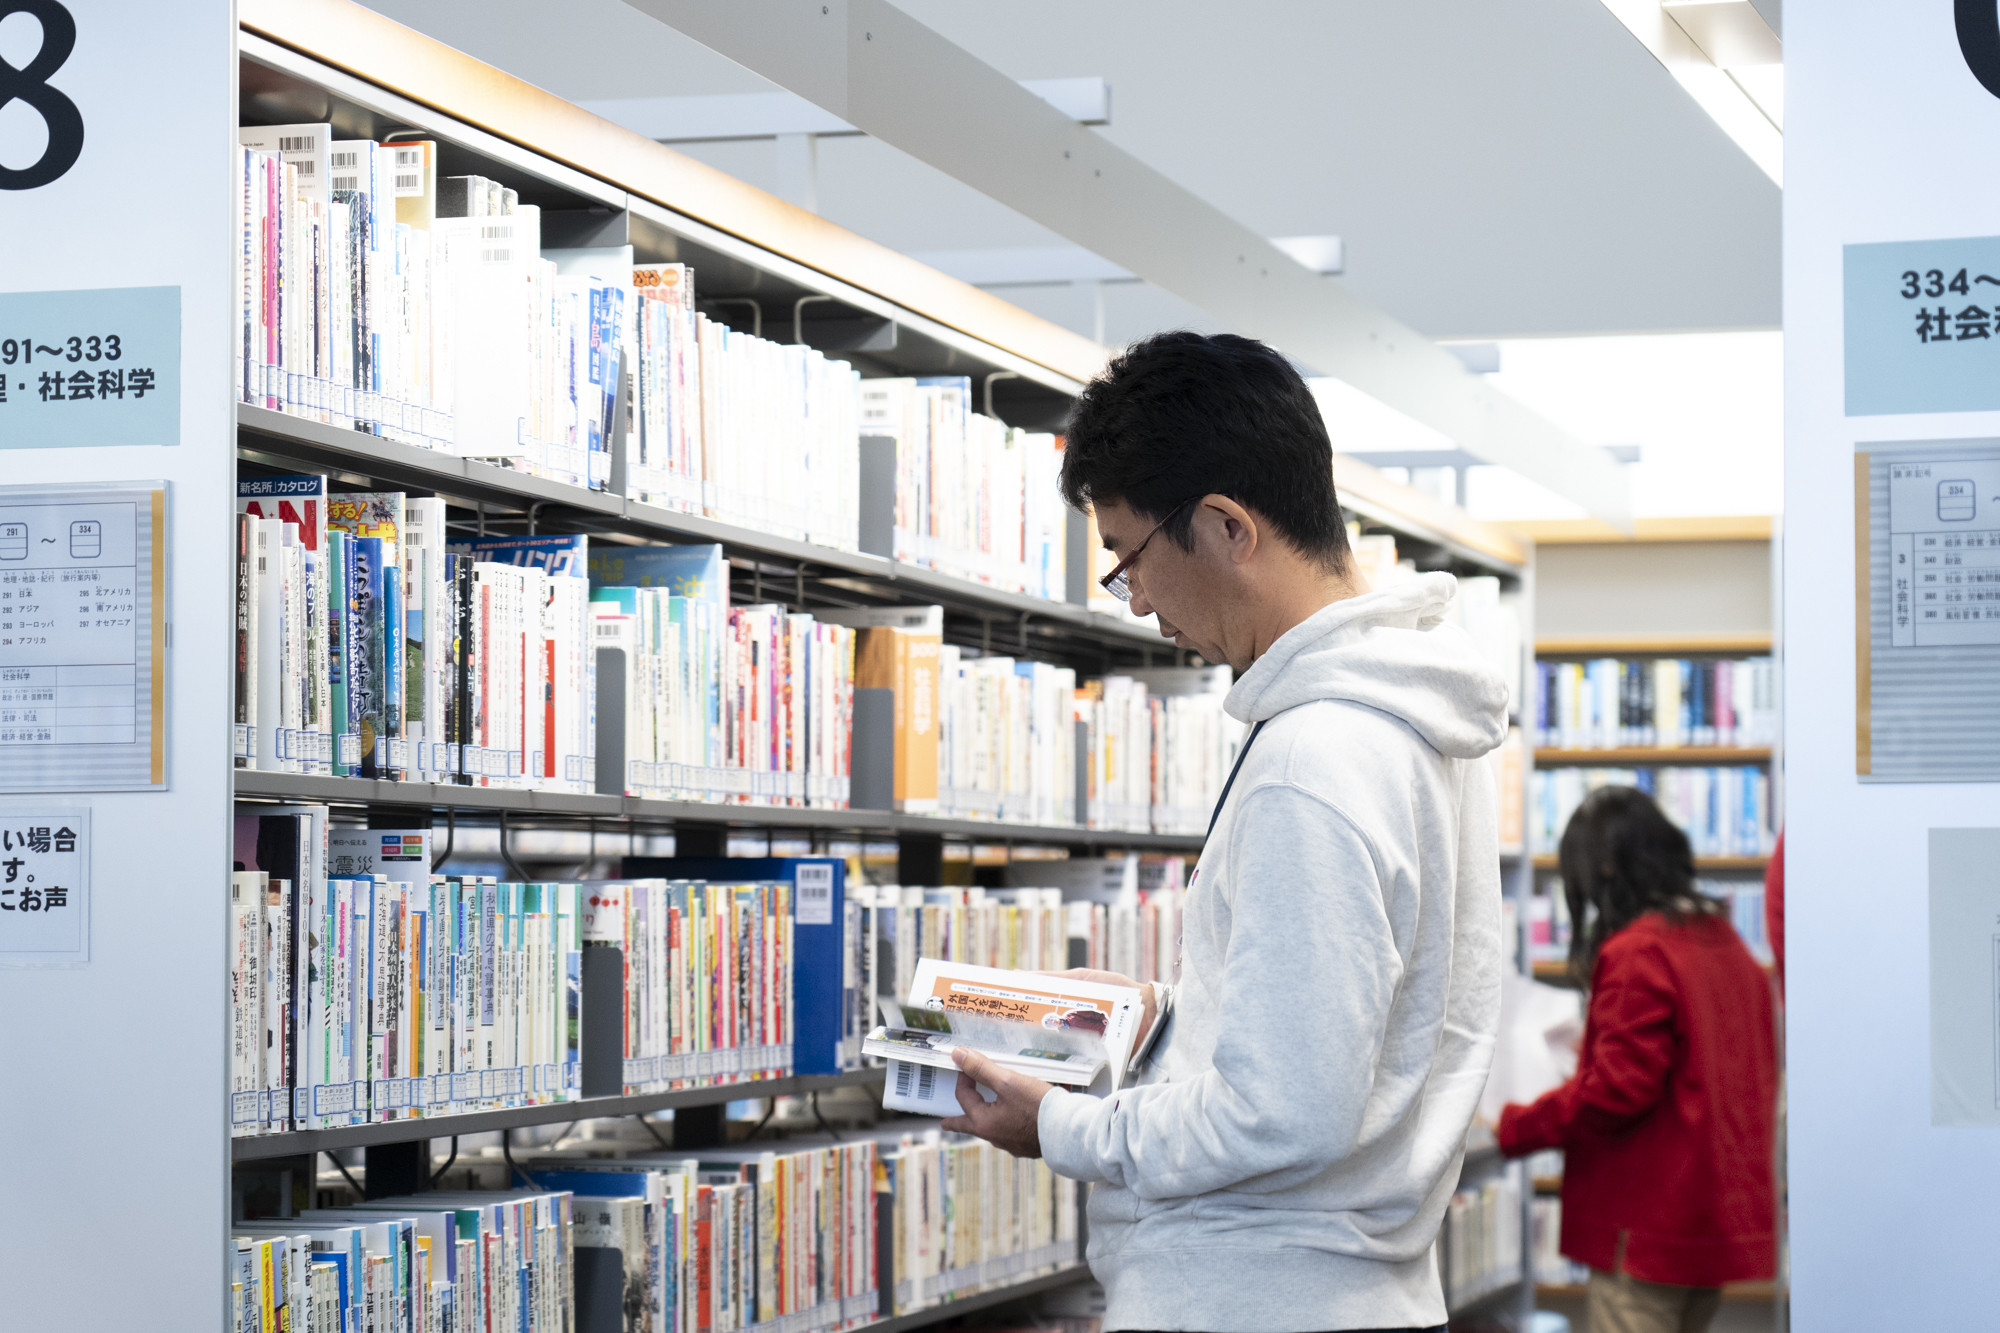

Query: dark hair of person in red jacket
left=1499, top=786, right=1778, bottom=1315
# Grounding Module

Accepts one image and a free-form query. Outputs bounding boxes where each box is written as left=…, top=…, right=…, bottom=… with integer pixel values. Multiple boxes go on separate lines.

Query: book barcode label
left=293, top=161, right=315, bottom=176
left=795, top=861, right=834, bottom=925
left=331, top=176, right=358, bottom=192
left=893, top=1061, right=937, bottom=1102
left=394, top=173, right=421, bottom=192
left=480, top=224, right=512, bottom=239
left=278, top=135, right=315, bottom=152
left=329, top=150, right=357, bottom=168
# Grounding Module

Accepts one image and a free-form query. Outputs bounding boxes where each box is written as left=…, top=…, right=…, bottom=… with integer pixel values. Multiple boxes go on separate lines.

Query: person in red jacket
left=1499, top=785, right=1777, bottom=1333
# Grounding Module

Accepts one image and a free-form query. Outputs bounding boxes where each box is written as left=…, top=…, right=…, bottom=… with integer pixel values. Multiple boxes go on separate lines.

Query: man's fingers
left=939, top=1070, right=988, bottom=1131
left=952, top=1046, right=1005, bottom=1088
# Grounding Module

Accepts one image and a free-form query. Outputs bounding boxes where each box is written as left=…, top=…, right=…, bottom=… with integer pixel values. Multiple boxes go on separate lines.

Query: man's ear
left=1203, top=495, right=1259, bottom=566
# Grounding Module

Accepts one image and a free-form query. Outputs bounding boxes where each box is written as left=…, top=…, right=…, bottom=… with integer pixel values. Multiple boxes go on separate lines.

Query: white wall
left=1536, top=542, right=1772, bottom=639
left=0, top=1, right=235, bottom=1325
left=1787, top=1, right=2000, bottom=1323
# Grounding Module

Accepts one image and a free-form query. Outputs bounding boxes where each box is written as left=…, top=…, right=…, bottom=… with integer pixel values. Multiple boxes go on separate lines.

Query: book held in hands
left=866, top=958, right=1144, bottom=1115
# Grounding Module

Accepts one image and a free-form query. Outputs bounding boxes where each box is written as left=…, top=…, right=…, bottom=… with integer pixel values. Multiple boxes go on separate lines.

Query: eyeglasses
left=1098, top=496, right=1198, bottom=603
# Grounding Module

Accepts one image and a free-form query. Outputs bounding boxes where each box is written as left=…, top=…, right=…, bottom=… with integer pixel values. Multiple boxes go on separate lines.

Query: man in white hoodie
left=941, top=331, right=1510, bottom=1333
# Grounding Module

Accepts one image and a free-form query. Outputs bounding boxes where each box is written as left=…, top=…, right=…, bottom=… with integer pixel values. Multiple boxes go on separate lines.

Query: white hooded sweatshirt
left=1038, top=572, right=1511, bottom=1332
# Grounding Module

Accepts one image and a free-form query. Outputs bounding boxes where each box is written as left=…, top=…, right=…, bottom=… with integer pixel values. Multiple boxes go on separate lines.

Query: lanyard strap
left=1207, top=719, right=1267, bottom=841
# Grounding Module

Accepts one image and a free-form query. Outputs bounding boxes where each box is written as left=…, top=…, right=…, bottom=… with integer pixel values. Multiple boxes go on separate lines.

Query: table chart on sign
left=1888, top=458, right=2000, bottom=646
left=0, top=501, right=139, bottom=746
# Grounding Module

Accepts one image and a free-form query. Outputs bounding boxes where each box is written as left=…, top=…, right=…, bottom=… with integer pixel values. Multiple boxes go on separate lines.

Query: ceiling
left=363, top=0, right=1781, bottom=346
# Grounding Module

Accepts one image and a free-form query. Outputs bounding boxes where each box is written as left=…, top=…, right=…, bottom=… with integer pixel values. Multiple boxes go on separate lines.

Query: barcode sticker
left=278, top=135, right=315, bottom=152
left=795, top=862, right=834, bottom=926
left=329, top=151, right=358, bottom=169
left=893, top=1061, right=938, bottom=1104
left=294, top=161, right=315, bottom=176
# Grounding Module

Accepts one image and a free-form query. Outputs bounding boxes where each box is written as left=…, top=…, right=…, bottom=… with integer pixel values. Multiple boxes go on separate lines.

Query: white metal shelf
left=236, top=405, right=1175, bottom=650
left=232, top=770, right=1209, bottom=852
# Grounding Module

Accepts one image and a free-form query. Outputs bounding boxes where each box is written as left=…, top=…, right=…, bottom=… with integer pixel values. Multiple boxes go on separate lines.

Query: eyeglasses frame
left=1097, top=494, right=1202, bottom=602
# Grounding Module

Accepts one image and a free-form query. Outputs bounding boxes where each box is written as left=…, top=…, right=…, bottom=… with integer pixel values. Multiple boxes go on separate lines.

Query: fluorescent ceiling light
left=1269, top=235, right=1345, bottom=275
left=1600, top=0, right=1781, bottom=185
left=581, top=77, right=1109, bottom=143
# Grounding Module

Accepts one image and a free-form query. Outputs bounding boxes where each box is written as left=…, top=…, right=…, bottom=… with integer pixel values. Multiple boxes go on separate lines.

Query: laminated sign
left=0, top=481, right=167, bottom=791
left=0, top=808, right=88, bottom=966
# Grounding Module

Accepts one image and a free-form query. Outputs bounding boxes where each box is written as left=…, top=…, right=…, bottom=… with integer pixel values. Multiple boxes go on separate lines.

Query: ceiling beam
left=616, top=0, right=1633, bottom=530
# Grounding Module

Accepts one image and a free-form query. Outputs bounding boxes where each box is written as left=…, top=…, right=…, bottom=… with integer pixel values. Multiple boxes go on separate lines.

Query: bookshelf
left=234, top=771, right=1211, bottom=853
left=2, top=2, right=1543, bottom=1327
left=1536, top=1281, right=1777, bottom=1303
left=1530, top=855, right=1769, bottom=872
left=1535, top=746, right=1770, bottom=765
left=233, top=1068, right=886, bottom=1161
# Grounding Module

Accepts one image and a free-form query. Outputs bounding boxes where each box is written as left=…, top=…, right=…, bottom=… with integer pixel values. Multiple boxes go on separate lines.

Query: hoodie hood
left=1223, top=571, right=1510, bottom=759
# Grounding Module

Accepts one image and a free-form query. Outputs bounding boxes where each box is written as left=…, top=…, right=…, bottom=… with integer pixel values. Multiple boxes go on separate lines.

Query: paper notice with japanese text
left=0, top=482, right=165, bottom=792
left=0, top=808, right=89, bottom=966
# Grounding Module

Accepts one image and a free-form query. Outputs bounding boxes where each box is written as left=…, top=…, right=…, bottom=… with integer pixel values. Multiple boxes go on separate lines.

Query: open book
left=866, top=958, right=1144, bottom=1115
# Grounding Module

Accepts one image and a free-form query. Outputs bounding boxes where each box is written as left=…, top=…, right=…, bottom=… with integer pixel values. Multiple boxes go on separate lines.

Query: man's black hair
left=1059, top=330, right=1350, bottom=571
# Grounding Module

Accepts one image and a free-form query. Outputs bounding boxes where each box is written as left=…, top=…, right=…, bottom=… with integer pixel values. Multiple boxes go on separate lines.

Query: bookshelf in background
left=1526, top=637, right=1777, bottom=980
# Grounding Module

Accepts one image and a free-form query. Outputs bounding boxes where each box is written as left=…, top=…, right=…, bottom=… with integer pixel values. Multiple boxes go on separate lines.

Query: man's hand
left=938, top=1048, right=1055, bottom=1158
left=1043, top=968, right=1159, bottom=1051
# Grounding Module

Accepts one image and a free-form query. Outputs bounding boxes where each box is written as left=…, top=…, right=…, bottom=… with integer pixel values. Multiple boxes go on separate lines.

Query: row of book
left=595, top=565, right=857, bottom=809
left=936, top=648, right=1078, bottom=825
left=864, top=378, right=1068, bottom=599
left=233, top=1188, right=575, bottom=1333
left=226, top=811, right=861, bottom=1138
left=238, top=135, right=632, bottom=489
left=234, top=479, right=862, bottom=806
left=624, top=261, right=862, bottom=550
left=230, top=1121, right=1081, bottom=1333
left=228, top=865, right=587, bottom=1136
left=241, top=125, right=1102, bottom=571
left=1523, top=878, right=1773, bottom=966
left=1534, top=656, right=1777, bottom=750
left=1528, top=766, right=1777, bottom=858
left=1529, top=1197, right=1591, bottom=1286
left=808, top=608, right=1245, bottom=833
left=1439, top=1161, right=1525, bottom=1310
left=532, top=1125, right=1076, bottom=1330
left=851, top=873, right=1192, bottom=1025
left=234, top=479, right=599, bottom=788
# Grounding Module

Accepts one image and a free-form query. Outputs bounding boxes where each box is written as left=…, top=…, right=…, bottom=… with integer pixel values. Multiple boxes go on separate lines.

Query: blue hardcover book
left=587, top=542, right=725, bottom=605
left=624, top=855, right=849, bottom=1076
left=450, top=533, right=590, bottom=579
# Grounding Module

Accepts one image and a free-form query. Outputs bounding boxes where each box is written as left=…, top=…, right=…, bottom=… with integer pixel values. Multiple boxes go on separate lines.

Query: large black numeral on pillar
left=1958, top=0, right=2000, bottom=99
left=0, top=0, right=84, bottom=190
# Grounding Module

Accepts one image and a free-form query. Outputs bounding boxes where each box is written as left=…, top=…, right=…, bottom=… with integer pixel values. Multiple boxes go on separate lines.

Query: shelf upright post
left=0, top=1, right=238, bottom=1324
left=1514, top=540, right=1540, bottom=1331
left=899, top=832, right=945, bottom=886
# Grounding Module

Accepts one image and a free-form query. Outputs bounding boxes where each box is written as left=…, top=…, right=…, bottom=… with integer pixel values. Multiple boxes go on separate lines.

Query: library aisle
left=5, top=1, right=1973, bottom=1332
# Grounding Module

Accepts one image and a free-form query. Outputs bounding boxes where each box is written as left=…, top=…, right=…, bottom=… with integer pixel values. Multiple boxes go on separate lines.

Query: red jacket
left=1498, top=911, right=1778, bottom=1287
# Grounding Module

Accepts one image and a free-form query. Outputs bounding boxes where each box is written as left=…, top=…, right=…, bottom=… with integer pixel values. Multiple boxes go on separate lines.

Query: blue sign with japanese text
left=0, top=286, right=179, bottom=448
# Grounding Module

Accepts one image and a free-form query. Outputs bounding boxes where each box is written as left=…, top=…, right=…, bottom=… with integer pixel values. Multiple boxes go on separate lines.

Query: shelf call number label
left=0, top=287, right=179, bottom=449
left=1845, top=235, right=2000, bottom=418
